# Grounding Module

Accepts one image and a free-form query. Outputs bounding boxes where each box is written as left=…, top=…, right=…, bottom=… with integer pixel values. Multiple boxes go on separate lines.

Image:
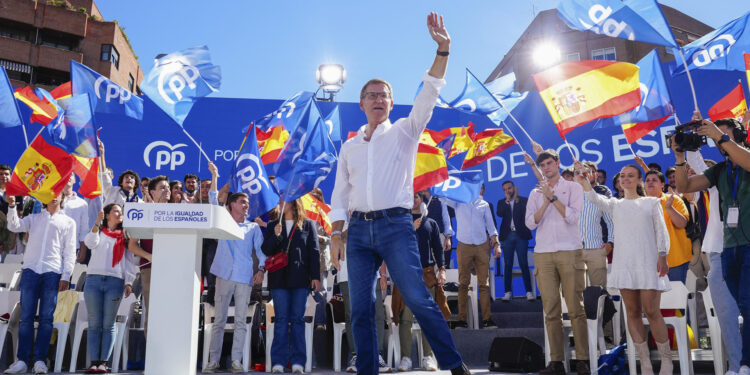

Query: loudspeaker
left=488, top=337, right=544, bottom=373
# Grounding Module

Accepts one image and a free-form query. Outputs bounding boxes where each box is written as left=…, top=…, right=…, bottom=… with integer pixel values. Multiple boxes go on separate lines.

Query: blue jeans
left=18, top=269, right=61, bottom=364
left=347, top=211, right=462, bottom=374
left=270, top=288, right=308, bottom=367
left=667, top=261, right=689, bottom=283
left=722, top=245, right=750, bottom=367
left=502, top=231, right=531, bottom=293
left=708, top=253, right=742, bottom=372
left=83, top=275, right=125, bottom=362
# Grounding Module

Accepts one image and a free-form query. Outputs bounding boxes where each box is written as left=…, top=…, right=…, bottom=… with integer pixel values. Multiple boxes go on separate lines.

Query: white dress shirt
left=84, top=231, right=137, bottom=285
left=62, top=193, right=89, bottom=246
left=100, top=172, right=141, bottom=206
left=445, top=197, right=498, bottom=245
left=330, top=72, right=446, bottom=223
left=6, top=208, right=76, bottom=280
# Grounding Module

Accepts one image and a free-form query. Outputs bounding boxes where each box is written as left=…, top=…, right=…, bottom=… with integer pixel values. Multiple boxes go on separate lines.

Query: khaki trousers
left=533, top=249, right=589, bottom=361
left=457, top=241, right=492, bottom=322
left=582, top=248, right=608, bottom=287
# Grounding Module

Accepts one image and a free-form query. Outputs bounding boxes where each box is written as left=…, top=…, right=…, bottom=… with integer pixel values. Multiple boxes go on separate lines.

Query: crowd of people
left=0, top=11, right=748, bottom=375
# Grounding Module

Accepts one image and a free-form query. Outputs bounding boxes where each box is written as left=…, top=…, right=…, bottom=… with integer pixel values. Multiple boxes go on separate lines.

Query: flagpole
left=563, top=138, right=577, bottom=161
left=10, top=90, right=29, bottom=147
left=20, top=123, right=29, bottom=148
left=181, top=128, right=215, bottom=176
left=678, top=49, right=701, bottom=113
left=497, top=99, right=536, bottom=145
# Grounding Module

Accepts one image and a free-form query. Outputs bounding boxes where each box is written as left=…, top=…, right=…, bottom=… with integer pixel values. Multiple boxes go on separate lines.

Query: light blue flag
left=71, top=61, right=144, bottom=120
left=323, top=105, right=342, bottom=143
left=487, top=92, right=529, bottom=124
left=485, top=72, right=516, bottom=99
left=244, top=91, right=315, bottom=134
left=557, top=0, right=678, bottom=48
left=485, top=72, right=529, bottom=124
left=141, top=45, right=221, bottom=126
left=595, top=49, right=674, bottom=129
left=429, top=168, right=483, bottom=203
left=448, top=69, right=502, bottom=115
left=672, top=11, right=750, bottom=74
left=230, top=124, right=279, bottom=219
left=0, top=67, right=23, bottom=129
left=272, top=102, right=337, bottom=202
left=414, top=82, right=451, bottom=108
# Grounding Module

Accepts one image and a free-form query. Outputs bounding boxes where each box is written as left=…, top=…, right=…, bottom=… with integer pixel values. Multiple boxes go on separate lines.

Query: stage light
left=316, top=64, right=346, bottom=101
left=532, top=43, right=561, bottom=68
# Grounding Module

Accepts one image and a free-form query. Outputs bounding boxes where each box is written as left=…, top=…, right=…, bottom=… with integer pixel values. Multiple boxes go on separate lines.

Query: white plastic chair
left=607, top=288, right=623, bottom=347
left=443, top=269, right=478, bottom=329
left=201, top=299, right=258, bottom=372
left=622, top=281, right=694, bottom=375
left=701, top=287, right=726, bottom=375
left=585, top=288, right=608, bottom=372
left=70, top=264, right=87, bottom=289
left=685, top=270, right=698, bottom=331
left=69, top=292, right=90, bottom=372
left=52, top=291, right=80, bottom=373
left=3, top=254, right=23, bottom=264
left=265, top=294, right=316, bottom=372
left=0, top=302, right=21, bottom=363
left=0, top=264, right=21, bottom=289
left=112, top=293, right=138, bottom=373
left=330, top=302, right=346, bottom=372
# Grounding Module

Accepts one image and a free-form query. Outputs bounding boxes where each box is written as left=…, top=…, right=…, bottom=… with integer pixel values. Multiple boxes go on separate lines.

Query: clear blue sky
left=98, top=1, right=738, bottom=105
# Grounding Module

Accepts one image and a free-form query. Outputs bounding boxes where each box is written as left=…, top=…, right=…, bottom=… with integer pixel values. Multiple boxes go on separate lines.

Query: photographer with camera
left=671, top=114, right=750, bottom=373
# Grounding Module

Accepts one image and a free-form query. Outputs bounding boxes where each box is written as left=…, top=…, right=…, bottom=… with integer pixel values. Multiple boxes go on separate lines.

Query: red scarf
left=101, top=227, right=126, bottom=267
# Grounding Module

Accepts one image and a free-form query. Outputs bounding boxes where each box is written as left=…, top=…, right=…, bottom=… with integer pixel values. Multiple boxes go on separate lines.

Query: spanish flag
left=621, top=116, right=671, bottom=144
left=257, top=125, right=289, bottom=164
left=745, top=53, right=750, bottom=93
left=438, top=123, right=476, bottom=157
left=532, top=60, right=641, bottom=137
left=420, top=129, right=444, bottom=146
left=14, top=86, right=58, bottom=125
left=50, top=81, right=72, bottom=101
left=300, top=193, right=332, bottom=234
left=72, top=155, right=102, bottom=199
left=413, top=143, right=449, bottom=193
left=5, top=132, right=74, bottom=204
left=708, top=84, right=746, bottom=122
left=461, top=129, right=516, bottom=169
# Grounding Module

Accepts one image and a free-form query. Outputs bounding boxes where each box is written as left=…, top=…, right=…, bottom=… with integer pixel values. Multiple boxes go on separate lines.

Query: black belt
left=351, top=207, right=409, bottom=221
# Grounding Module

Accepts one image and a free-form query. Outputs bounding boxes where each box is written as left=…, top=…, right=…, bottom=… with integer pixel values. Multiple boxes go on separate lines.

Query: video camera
left=665, top=120, right=708, bottom=152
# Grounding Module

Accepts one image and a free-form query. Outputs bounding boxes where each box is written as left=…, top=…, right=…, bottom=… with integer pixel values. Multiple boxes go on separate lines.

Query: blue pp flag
left=448, top=69, right=501, bottom=115
left=272, top=102, right=337, bottom=202
left=0, top=67, right=23, bottom=129
left=230, top=124, right=279, bottom=219
left=485, top=72, right=529, bottom=124
left=245, top=91, right=315, bottom=133
left=71, top=61, right=143, bottom=120
left=595, top=49, right=674, bottom=129
left=323, top=105, right=342, bottom=143
left=672, top=11, right=750, bottom=74
left=51, top=93, right=98, bottom=158
left=429, top=168, right=483, bottom=203
left=557, top=0, right=678, bottom=48
left=141, top=45, right=221, bottom=126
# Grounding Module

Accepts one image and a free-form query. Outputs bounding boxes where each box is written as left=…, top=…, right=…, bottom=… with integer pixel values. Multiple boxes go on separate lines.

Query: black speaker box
left=488, top=337, right=545, bottom=373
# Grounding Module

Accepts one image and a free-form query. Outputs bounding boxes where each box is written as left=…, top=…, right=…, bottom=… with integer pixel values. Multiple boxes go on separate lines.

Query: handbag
left=265, top=225, right=296, bottom=273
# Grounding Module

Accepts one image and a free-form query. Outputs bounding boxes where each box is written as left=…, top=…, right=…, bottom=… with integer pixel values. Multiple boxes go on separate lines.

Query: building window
left=38, top=29, right=80, bottom=51
left=0, top=20, right=32, bottom=42
left=591, top=47, right=616, bottom=61
left=0, top=59, right=32, bottom=83
left=101, top=44, right=119, bottom=69
left=33, top=66, right=69, bottom=87
left=566, top=52, right=580, bottom=61
left=128, top=74, right=134, bottom=92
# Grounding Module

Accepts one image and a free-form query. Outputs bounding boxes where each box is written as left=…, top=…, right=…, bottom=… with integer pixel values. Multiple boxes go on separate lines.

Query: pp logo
left=691, top=34, right=736, bottom=67
left=579, top=4, right=636, bottom=40
left=157, top=62, right=201, bottom=104
left=127, top=208, right=144, bottom=221
left=435, top=176, right=462, bottom=192
left=144, top=141, right=187, bottom=170
left=235, top=153, right=270, bottom=194
left=94, top=77, right=132, bottom=104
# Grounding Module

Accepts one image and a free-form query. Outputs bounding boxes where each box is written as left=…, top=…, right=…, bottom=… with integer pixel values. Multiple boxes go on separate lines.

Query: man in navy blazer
left=496, top=181, right=534, bottom=301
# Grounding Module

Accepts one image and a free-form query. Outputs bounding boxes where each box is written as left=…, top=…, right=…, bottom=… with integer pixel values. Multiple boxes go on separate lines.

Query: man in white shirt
left=61, top=175, right=89, bottom=265
left=444, top=194, right=500, bottom=329
left=329, top=13, right=468, bottom=375
left=4, top=193, right=76, bottom=374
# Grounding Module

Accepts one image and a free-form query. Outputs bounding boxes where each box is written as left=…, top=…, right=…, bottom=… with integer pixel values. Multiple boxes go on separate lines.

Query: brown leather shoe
left=449, top=362, right=471, bottom=375
left=539, top=361, right=565, bottom=375
left=576, top=360, right=590, bottom=375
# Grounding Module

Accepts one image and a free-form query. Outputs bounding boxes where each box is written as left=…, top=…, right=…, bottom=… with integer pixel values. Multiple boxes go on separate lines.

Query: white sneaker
left=272, top=364, right=284, bottom=373
left=739, top=366, right=750, bottom=375
left=379, top=355, right=392, bottom=373
left=292, top=364, right=304, bottom=373
left=32, top=361, right=47, bottom=374
left=526, top=291, right=536, bottom=301
left=501, top=291, right=512, bottom=301
left=4, top=361, right=27, bottom=374
left=398, top=356, right=412, bottom=371
left=203, top=360, right=219, bottom=373
left=346, top=355, right=357, bottom=373
left=231, top=359, right=244, bottom=373
left=422, top=355, right=438, bottom=371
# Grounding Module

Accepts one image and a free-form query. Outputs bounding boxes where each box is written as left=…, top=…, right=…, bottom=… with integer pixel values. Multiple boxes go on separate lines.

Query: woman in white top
left=574, top=162, right=672, bottom=375
left=83, top=203, right=136, bottom=373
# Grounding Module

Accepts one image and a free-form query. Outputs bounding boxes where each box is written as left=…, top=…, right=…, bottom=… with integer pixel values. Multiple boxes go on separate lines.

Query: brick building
left=0, top=0, right=142, bottom=92
left=486, top=5, right=714, bottom=91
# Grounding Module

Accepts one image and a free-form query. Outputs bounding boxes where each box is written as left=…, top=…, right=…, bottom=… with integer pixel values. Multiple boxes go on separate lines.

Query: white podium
left=124, top=203, right=243, bottom=375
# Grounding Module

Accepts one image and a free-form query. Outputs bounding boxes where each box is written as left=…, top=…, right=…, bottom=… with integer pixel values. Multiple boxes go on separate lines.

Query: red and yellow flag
left=72, top=155, right=102, bottom=199
left=621, top=115, right=671, bottom=144
left=461, top=129, right=516, bottom=169
left=532, top=60, right=641, bottom=137
left=745, top=53, right=750, bottom=93
left=420, top=129, right=444, bottom=146
left=301, top=193, right=332, bottom=234
left=413, top=143, right=449, bottom=192
left=14, top=86, right=59, bottom=125
left=50, top=81, right=72, bottom=101
left=257, top=125, right=289, bottom=164
left=438, top=123, right=476, bottom=157
left=6, top=134, right=74, bottom=204
left=708, top=84, right=746, bottom=122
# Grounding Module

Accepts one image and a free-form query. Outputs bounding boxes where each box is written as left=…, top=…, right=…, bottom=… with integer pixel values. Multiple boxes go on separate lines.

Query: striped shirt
left=580, top=184, right=614, bottom=248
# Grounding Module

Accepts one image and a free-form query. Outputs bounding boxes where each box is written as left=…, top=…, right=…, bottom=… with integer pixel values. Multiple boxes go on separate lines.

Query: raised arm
left=427, top=13, right=450, bottom=80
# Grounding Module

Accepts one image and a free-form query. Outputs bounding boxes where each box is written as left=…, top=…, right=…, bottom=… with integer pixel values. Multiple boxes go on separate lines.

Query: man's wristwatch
left=549, top=195, right=558, bottom=203
left=436, top=50, right=449, bottom=56
left=717, top=134, right=731, bottom=145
